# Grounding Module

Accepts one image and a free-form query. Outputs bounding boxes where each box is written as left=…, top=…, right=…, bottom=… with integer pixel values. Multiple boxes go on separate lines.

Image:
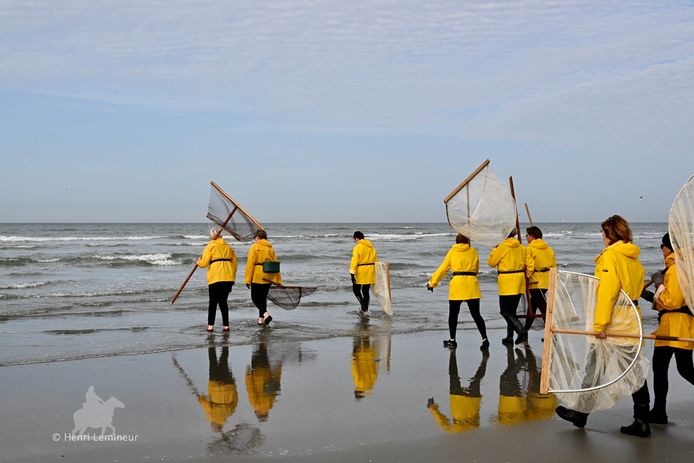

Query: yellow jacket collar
left=665, top=253, right=675, bottom=268
left=502, top=238, right=521, bottom=248
left=595, top=240, right=640, bottom=263
left=358, top=239, right=374, bottom=249
left=529, top=239, right=548, bottom=250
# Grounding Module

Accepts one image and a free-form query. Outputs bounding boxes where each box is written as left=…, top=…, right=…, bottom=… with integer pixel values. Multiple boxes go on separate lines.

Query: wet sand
left=2, top=324, right=694, bottom=463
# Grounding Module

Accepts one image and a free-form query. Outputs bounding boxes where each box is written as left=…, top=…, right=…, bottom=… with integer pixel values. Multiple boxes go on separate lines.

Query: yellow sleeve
left=428, top=404, right=452, bottom=432
left=231, top=248, right=238, bottom=274
left=487, top=246, right=501, bottom=268
left=525, top=248, right=536, bottom=281
left=656, top=268, right=683, bottom=310
left=244, top=245, right=256, bottom=285
left=594, top=255, right=620, bottom=332
left=197, top=243, right=212, bottom=268
left=349, top=246, right=359, bottom=275
left=429, top=250, right=452, bottom=288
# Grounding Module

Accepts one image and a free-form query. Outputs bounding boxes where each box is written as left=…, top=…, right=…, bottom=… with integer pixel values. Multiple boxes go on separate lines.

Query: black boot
left=555, top=406, right=588, bottom=428
left=648, top=408, right=668, bottom=425
left=620, top=404, right=651, bottom=438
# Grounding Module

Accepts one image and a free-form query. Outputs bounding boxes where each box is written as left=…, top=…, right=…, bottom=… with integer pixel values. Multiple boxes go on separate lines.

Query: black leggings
left=499, top=294, right=524, bottom=338
left=524, top=288, right=547, bottom=331
left=449, top=299, right=487, bottom=340
left=208, top=281, right=233, bottom=326
left=251, top=283, right=271, bottom=317
left=353, top=284, right=371, bottom=311
left=652, top=346, right=694, bottom=412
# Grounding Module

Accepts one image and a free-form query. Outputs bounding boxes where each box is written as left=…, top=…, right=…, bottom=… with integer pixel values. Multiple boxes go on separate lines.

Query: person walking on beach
left=198, top=227, right=237, bottom=332
left=350, top=231, right=378, bottom=313
left=555, top=215, right=651, bottom=437
left=487, top=230, right=528, bottom=345
left=640, top=232, right=694, bottom=425
left=245, top=230, right=281, bottom=326
left=427, top=233, right=489, bottom=350
left=523, top=226, right=556, bottom=332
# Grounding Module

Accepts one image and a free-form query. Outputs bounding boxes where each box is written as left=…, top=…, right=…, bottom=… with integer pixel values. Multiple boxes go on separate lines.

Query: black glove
left=426, top=284, right=434, bottom=292
left=350, top=274, right=356, bottom=284
left=651, top=270, right=664, bottom=287
left=246, top=283, right=251, bottom=289
left=427, top=397, right=435, bottom=408
left=640, top=288, right=654, bottom=303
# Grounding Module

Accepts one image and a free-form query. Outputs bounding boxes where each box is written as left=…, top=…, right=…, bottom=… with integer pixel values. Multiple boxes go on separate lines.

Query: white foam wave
left=0, top=281, right=49, bottom=289
left=0, top=235, right=165, bottom=242
left=183, top=235, right=207, bottom=239
left=370, top=232, right=452, bottom=241
left=94, top=253, right=179, bottom=266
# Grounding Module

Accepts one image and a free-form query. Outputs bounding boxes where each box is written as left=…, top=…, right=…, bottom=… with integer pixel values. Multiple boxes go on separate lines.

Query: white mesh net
left=373, top=262, right=392, bottom=316
left=207, top=182, right=263, bottom=242
left=546, top=271, right=648, bottom=413
left=445, top=162, right=517, bottom=246
left=268, top=285, right=317, bottom=310
left=669, top=175, right=694, bottom=313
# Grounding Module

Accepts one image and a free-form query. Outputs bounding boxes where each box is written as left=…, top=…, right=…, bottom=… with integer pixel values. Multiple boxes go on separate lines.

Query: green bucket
left=263, top=261, right=280, bottom=273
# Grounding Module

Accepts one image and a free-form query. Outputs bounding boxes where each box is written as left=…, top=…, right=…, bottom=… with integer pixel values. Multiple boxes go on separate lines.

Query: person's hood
left=255, top=239, right=273, bottom=249
left=452, top=243, right=471, bottom=252
left=502, top=238, right=521, bottom=248
left=358, top=239, right=374, bottom=249
left=665, top=253, right=675, bottom=268
left=609, top=240, right=640, bottom=259
left=529, top=239, right=548, bottom=250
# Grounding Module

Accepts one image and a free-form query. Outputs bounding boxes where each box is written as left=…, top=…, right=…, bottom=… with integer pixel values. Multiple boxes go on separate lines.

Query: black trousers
left=652, top=346, right=694, bottom=413
left=448, top=299, right=487, bottom=340
left=353, top=284, right=371, bottom=311
left=524, top=288, right=547, bottom=331
left=208, top=281, right=233, bottom=326
left=251, top=283, right=271, bottom=317
left=499, top=294, right=524, bottom=338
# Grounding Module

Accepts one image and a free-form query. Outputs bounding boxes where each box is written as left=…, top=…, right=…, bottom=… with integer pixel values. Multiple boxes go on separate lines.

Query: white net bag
left=669, top=175, right=694, bottom=314
left=373, top=262, right=392, bottom=316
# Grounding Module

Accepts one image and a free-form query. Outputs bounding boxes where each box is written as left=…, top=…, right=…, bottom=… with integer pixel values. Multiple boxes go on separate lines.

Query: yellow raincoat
left=428, top=243, right=481, bottom=301
left=198, top=381, right=238, bottom=426
left=487, top=238, right=526, bottom=296
left=593, top=241, right=645, bottom=333
left=654, top=254, right=694, bottom=349
left=525, top=239, right=556, bottom=290
left=428, top=396, right=481, bottom=433
left=197, top=238, right=237, bottom=285
left=244, top=239, right=282, bottom=285
left=352, top=342, right=378, bottom=396
left=245, top=364, right=282, bottom=418
left=350, top=239, right=378, bottom=285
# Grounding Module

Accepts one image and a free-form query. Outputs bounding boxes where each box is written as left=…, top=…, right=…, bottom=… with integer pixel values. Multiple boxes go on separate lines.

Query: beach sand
left=2, top=324, right=694, bottom=463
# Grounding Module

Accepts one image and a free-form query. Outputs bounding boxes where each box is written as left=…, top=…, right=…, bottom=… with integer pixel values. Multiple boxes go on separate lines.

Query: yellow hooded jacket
left=487, top=238, right=526, bottom=296
left=428, top=243, right=481, bottom=301
left=654, top=254, right=694, bottom=349
left=428, top=396, right=481, bottom=433
left=352, top=344, right=378, bottom=396
left=350, top=239, right=378, bottom=285
left=593, top=241, right=645, bottom=332
left=197, top=238, right=237, bottom=285
left=198, top=381, right=238, bottom=426
left=525, top=239, right=556, bottom=290
left=244, top=239, right=282, bottom=285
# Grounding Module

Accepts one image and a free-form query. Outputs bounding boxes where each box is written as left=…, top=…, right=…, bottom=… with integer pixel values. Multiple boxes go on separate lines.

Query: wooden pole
left=525, top=202, right=534, bottom=225
left=540, top=268, right=557, bottom=394
left=444, top=159, right=490, bottom=204
left=170, top=207, right=237, bottom=304
left=550, top=328, right=694, bottom=343
left=509, top=176, right=532, bottom=319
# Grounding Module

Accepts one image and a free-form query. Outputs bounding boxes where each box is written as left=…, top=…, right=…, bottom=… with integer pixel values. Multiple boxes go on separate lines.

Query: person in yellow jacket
left=246, top=341, right=282, bottom=421
left=427, top=348, right=488, bottom=432
left=487, top=230, right=528, bottom=345
left=523, top=226, right=557, bottom=332
left=198, top=346, right=238, bottom=432
left=427, top=234, right=489, bottom=350
left=556, top=215, right=651, bottom=438
left=244, top=230, right=282, bottom=326
left=640, top=233, right=694, bottom=424
left=349, top=231, right=378, bottom=313
left=198, top=227, right=238, bottom=332
left=352, top=333, right=378, bottom=399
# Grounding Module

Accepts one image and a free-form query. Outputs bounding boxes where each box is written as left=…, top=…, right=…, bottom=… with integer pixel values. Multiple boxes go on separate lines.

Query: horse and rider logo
left=72, top=386, right=125, bottom=435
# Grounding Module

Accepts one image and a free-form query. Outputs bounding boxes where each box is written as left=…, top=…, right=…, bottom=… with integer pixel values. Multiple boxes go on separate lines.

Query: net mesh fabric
left=669, top=175, right=694, bottom=313
left=267, top=286, right=317, bottom=310
left=548, top=271, right=648, bottom=413
left=207, top=184, right=262, bottom=242
left=445, top=165, right=517, bottom=246
left=373, top=262, right=392, bottom=316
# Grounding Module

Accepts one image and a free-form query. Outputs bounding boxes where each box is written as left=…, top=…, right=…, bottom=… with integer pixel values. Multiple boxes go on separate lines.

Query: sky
left=1, top=0, right=693, bottom=223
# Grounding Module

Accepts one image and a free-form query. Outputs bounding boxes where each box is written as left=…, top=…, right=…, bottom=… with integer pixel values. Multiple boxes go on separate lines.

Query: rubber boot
left=501, top=325, right=514, bottom=345
left=555, top=406, right=588, bottom=428
left=620, top=404, right=651, bottom=438
left=648, top=408, right=668, bottom=425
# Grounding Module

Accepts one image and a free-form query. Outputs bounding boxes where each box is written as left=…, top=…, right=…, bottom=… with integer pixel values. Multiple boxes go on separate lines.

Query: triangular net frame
left=444, top=159, right=518, bottom=246
left=373, top=262, right=393, bottom=316
left=207, top=181, right=263, bottom=242
left=669, top=174, right=694, bottom=315
left=267, top=285, right=317, bottom=310
left=540, top=269, right=648, bottom=413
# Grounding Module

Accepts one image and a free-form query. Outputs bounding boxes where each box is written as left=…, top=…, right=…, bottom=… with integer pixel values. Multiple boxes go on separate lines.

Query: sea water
left=0, top=222, right=667, bottom=366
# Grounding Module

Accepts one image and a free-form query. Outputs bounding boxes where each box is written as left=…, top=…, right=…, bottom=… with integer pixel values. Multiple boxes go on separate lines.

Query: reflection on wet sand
left=246, top=340, right=282, bottom=421
left=427, top=349, right=489, bottom=433
left=497, top=345, right=557, bottom=425
left=351, top=317, right=391, bottom=399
